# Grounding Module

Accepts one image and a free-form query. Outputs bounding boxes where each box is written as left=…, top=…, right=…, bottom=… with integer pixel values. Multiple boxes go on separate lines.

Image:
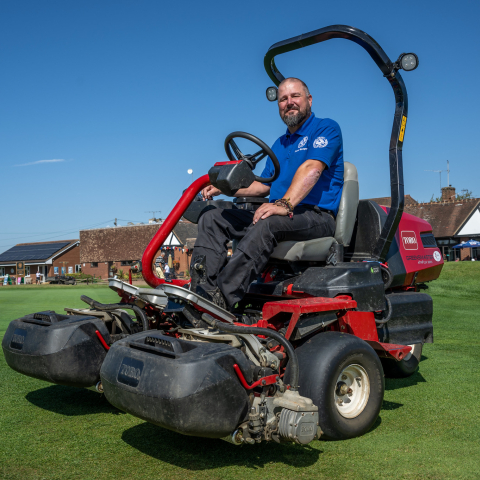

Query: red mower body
left=383, top=207, right=444, bottom=287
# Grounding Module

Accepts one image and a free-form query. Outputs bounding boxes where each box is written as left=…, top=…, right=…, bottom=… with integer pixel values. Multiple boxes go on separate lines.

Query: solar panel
left=0, top=242, right=71, bottom=262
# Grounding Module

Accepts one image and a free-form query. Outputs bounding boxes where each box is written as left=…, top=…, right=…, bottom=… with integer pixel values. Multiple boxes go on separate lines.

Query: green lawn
left=1, top=264, right=479, bottom=480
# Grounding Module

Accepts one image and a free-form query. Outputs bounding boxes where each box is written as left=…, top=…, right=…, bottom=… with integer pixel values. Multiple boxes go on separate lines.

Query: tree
left=456, top=189, right=473, bottom=200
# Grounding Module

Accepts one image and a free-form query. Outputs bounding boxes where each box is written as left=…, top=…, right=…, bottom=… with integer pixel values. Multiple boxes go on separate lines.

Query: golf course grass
left=1, top=263, right=479, bottom=479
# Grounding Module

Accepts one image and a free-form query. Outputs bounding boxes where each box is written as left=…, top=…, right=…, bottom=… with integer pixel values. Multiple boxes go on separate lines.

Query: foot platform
left=159, top=284, right=235, bottom=323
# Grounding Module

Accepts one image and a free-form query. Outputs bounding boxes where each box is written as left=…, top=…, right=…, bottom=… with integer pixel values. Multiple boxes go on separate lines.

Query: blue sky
left=1, top=0, right=479, bottom=252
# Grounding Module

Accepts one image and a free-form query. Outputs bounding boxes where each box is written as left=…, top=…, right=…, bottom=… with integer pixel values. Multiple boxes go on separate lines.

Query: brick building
left=0, top=240, right=80, bottom=282
left=80, top=221, right=198, bottom=279
left=369, top=187, right=480, bottom=261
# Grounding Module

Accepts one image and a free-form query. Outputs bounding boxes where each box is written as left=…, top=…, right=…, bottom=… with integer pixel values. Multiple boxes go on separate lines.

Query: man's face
left=277, top=81, right=312, bottom=128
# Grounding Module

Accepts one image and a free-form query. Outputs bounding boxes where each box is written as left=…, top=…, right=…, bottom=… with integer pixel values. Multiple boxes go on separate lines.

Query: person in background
left=164, top=262, right=171, bottom=280
left=155, top=252, right=166, bottom=279
left=36, top=270, right=41, bottom=285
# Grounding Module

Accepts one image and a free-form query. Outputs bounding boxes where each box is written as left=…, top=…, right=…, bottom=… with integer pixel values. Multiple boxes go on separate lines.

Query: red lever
left=233, top=364, right=278, bottom=390
left=95, top=330, right=110, bottom=351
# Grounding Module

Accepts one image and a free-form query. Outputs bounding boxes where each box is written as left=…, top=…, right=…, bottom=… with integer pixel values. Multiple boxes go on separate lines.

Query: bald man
left=191, top=77, right=344, bottom=310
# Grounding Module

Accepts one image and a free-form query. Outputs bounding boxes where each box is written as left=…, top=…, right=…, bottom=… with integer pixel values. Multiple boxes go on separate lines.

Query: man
left=36, top=270, right=41, bottom=285
left=164, top=262, right=171, bottom=280
left=155, top=252, right=166, bottom=280
left=191, top=77, right=344, bottom=310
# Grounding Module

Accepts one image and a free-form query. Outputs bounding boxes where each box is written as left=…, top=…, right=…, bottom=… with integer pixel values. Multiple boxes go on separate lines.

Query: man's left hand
left=252, top=203, right=288, bottom=224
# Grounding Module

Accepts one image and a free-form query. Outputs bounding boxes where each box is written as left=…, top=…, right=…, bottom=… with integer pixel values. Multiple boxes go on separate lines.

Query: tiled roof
left=173, top=223, right=198, bottom=244
left=80, top=222, right=197, bottom=263
left=367, top=195, right=418, bottom=206
left=403, top=200, right=480, bottom=237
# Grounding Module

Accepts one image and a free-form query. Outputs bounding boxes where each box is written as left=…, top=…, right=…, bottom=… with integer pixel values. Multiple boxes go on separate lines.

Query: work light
left=266, top=86, right=278, bottom=101
left=398, top=53, right=419, bottom=72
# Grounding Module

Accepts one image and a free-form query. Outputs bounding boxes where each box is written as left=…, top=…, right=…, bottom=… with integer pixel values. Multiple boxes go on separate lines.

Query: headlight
left=266, top=86, right=278, bottom=101
left=398, top=53, right=419, bottom=72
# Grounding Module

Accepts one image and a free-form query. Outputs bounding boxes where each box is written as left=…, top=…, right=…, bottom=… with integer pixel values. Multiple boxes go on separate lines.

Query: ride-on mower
left=3, top=25, right=442, bottom=446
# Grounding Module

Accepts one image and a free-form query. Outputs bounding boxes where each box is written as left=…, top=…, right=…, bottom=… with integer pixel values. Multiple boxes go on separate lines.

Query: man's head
left=277, top=78, right=312, bottom=131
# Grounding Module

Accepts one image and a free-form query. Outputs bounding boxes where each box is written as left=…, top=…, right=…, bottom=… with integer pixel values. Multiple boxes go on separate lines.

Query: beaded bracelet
left=274, top=198, right=294, bottom=218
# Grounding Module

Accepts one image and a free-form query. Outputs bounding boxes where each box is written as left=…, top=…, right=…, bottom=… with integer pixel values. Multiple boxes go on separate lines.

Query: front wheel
left=286, top=332, right=385, bottom=440
left=381, top=343, right=422, bottom=378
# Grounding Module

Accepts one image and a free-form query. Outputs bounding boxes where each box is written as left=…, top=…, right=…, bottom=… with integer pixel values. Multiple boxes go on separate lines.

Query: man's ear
left=308, top=94, right=312, bottom=107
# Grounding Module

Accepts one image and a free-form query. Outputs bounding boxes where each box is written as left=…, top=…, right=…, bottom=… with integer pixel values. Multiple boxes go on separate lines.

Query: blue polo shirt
left=261, top=113, right=344, bottom=215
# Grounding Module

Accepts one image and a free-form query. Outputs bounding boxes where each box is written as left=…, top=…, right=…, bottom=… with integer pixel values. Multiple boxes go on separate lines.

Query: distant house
left=80, top=221, right=198, bottom=278
left=0, top=240, right=80, bottom=281
left=369, top=187, right=480, bottom=261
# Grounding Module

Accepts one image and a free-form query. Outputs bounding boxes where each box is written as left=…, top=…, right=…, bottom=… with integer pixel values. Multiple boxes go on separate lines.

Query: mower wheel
left=286, top=331, right=384, bottom=440
left=381, top=343, right=422, bottom=378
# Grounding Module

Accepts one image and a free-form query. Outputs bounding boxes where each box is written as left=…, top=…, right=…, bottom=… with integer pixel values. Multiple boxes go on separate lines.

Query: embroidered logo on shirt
left=298, top=136, right=308, bottom=148
left=313, top=137, right=328, bottom=148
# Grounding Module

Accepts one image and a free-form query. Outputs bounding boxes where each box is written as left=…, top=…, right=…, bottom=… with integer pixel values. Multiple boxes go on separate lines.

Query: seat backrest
left=334, top=161, right=359, bottom=246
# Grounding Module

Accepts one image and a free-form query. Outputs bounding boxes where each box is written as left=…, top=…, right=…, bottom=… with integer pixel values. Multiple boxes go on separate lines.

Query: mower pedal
left=159, top=284, right=235, bottom=323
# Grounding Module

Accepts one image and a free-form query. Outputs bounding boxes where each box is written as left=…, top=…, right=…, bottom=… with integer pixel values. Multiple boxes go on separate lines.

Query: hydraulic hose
left=80, top=295, right=149, bottom=332
left=201, top=313, right=299, bottom=391
left=375, top=295, right=392, bottom=325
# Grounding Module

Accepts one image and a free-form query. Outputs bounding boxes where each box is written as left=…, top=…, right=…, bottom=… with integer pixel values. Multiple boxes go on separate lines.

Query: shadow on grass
left=25, top=385, right=123, bottom=416
left=384, top=371, right=427, bottom=391
left=382, top=400, right=403, bottom=411
left=122, top=422, right=322, bottom=469
left=319, top=414, right=383, bottom=442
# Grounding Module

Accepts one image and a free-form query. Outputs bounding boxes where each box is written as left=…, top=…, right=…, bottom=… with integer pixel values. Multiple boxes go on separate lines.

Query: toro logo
left=117, top=357, right=144, bottom=388
left=10, top=328, right=27, bottom=350
left=401, top=231, right=418, bottom=251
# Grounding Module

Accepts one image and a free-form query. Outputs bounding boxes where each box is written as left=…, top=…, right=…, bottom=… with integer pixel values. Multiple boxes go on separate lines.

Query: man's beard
left=281, top=104, right=311, bottom=127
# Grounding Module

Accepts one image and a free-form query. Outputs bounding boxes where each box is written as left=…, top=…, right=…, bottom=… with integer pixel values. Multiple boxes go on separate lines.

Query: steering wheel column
left=208, top=160, right=256, bottom=197
left=208, top=131, right=280, bottom=196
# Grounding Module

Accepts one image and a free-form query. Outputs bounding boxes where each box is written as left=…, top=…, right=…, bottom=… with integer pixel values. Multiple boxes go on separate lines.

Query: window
left=54, top=266, right=59, bottom=274
left=121, top=260, right=133, bottom=266
left=0, top=267, right=4, bottom=276
left=25, top=266, right=31, bottom=276
left=75, top=264, right=82, bottom=273
left=91, top=262, right=98, bottom=268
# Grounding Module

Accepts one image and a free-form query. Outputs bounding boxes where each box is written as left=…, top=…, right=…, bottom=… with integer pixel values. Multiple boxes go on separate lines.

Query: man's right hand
left=202, top=185, right=222, bottom=200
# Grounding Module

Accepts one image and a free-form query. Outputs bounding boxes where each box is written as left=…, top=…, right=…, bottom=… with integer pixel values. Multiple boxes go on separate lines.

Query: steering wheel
left=224, top=131, right=280, bottom=184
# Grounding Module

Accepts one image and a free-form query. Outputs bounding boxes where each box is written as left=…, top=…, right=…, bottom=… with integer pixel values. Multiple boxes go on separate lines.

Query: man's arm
left=252, top=160, right=325, bottom=224
left=201, top=181, right=270, bottom=200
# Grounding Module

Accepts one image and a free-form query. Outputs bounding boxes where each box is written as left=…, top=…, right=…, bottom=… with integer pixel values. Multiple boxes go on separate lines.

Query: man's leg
left=190, top=208, right=255, bottom=294
left=217, top=207, right=335, bottom=308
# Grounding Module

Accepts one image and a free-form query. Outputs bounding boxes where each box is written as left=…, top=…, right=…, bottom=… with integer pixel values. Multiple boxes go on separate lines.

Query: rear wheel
left=286, top=331, right=384, bottom=440
left=381, top=343, right=422, bottom=378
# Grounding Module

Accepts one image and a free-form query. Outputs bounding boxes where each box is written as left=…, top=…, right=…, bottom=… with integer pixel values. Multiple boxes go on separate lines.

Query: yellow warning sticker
left=399, top=115, right=407, bottom=142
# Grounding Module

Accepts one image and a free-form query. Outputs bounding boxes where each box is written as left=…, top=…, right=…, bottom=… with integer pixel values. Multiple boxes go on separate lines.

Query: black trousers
left=191, top=206, right=336, bottom=309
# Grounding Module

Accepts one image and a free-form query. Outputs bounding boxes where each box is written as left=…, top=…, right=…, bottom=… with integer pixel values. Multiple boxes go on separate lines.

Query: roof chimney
left=441, top=186, right=455, bottom=202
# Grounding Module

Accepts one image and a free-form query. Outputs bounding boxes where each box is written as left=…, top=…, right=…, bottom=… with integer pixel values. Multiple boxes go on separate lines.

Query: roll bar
left=141, top=175, right=211, bottom=288
left=264, top=25, right=408, bottom=262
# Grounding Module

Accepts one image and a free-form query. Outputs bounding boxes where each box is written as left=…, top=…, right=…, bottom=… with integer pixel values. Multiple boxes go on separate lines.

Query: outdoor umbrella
left=452, top=239, right=480, bottom=248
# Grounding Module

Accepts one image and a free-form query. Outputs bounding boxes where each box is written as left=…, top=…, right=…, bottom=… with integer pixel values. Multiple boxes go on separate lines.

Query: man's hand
left=252, top=203, right=288, bottom=224
left=202, top=185, right=222, bottom=200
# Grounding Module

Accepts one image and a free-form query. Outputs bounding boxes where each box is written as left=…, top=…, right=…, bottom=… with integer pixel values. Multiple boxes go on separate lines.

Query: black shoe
left=197, top=286, right=228, bottom=311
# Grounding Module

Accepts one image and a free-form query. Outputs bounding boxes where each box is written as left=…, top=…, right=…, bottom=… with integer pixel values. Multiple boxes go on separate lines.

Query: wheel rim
left=334, top=364, right=370, bottom=419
